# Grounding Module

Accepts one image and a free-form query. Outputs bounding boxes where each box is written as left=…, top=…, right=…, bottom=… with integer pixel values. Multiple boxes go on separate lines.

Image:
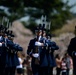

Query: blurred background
left=0, top=0, right=76, bottom=56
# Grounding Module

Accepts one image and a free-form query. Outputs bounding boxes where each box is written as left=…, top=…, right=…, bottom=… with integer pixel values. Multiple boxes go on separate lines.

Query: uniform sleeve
left=67, top=39, right=75, bottom=57
left=50, top=41, right=59, bottom=51
left=27, top=40, right=33, bottom=57
left=7, top=39, right=23, bottom=51
left=14, top=43, right=23, bottom=51
left=7, top=39, right=15, bottom=49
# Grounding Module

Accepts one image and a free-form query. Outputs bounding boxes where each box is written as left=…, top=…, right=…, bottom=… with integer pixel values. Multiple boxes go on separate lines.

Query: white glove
left=32, top=53, right=39, bottom=58
left=35, top=41, right=43, bottom=46
left=0, top=43, right=2, bottom=47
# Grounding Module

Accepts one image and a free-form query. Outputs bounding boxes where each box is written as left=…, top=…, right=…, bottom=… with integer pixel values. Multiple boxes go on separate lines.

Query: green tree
left=0, top=0, right=75, bottom=33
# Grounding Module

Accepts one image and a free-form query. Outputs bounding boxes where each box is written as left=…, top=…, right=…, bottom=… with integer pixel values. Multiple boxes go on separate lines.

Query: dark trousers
left=32, top=65, right=39, bottom=75
left=0, top=66, right=5, bottom=75
left=56, top=67, right=61, bottom=75
left=48, top=67, right=53, bottom=75
left=39, top=67, right=48, bottom=75
left=66, top=69, right=69, bottom=75
left=73, top=59, right=76, bottom=75
left=4, top=67, right=9, bottom=75
left=73, top=68, right=76, bottom=75
left=4, top=67, right=16, bottom=75
left=0, top=63, right=5, bottom=75
left=0, top=57, right=6, bottom=75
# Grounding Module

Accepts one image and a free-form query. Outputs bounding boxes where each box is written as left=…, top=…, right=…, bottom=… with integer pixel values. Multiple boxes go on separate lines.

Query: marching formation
left=27, top=16, right=59, bottom=75
left=0, top=16, right=75, bottom=75
left=0, top=17, right=23, bottom=75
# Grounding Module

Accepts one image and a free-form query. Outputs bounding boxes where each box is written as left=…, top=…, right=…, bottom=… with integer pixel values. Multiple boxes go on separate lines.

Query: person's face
left=35, top=30, right=42, bottom=36
left=43, top=31, right=46, bottom=37
left=39, top=30, right=42, bottom=36
left=66, top=53, right=69, bottom=57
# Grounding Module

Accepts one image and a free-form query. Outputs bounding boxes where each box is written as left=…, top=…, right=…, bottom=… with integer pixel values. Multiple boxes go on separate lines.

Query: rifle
left=34, top=15, right=51, bottom=65
left=34, top=24, right=42, bottom=65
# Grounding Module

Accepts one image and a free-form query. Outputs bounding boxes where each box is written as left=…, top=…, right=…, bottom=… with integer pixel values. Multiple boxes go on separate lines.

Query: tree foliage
left=0, top=0, right=75, bottom=33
